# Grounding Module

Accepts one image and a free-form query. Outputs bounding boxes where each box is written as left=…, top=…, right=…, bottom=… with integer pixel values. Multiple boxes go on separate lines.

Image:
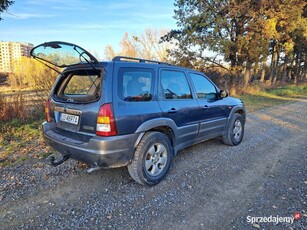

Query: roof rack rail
left=112, top=56, right=171, bottom=65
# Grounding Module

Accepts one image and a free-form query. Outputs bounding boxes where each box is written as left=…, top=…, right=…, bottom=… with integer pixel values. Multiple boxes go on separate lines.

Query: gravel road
left=1, top=99, right=306, bottom=229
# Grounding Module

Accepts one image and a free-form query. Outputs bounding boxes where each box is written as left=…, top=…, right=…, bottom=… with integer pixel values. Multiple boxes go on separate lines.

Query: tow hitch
left=49, top=154, right=70, bottom=166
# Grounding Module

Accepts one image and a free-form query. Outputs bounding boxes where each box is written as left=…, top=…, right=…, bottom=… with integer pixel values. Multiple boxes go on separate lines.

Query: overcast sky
left=0, top=0, right=177, bottom=59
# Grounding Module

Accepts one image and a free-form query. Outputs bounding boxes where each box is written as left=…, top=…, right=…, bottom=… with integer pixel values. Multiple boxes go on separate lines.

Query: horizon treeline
left=105, top=0, right=307, bottom=93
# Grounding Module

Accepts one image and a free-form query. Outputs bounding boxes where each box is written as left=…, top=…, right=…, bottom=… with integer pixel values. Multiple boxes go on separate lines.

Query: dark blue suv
left=31, top=41, right=246, bottom=185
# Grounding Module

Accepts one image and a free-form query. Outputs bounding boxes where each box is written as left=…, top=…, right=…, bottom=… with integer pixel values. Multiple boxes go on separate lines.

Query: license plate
left=60, top=113, right=79, bottom=125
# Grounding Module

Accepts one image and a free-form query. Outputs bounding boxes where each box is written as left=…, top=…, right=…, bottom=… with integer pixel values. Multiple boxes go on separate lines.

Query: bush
left=0, top=91, right=44, bottom=122
left=8, top=56, right=57, bottom=92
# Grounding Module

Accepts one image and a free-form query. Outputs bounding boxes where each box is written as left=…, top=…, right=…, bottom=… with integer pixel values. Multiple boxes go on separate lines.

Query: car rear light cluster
left=45, top=99, right=51, bottom=122
left=96, top=103, right=117, bottom=136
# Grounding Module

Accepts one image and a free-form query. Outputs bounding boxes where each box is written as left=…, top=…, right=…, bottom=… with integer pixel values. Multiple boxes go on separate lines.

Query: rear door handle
left=168, top=108, right=178, bottom=113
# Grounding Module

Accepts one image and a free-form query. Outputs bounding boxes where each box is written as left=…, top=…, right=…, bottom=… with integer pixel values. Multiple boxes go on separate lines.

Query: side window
left=190, top=73, right=217, bottom=100
left=160, top=70, right=192, bottom=99
left=118, top=68, right=153, bottom=102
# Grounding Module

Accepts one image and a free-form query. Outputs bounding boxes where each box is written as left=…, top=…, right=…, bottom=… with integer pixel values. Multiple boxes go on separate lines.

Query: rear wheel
left=222, top=113, right=244, bottom=146
left=127, top=131, right=173, bottom=186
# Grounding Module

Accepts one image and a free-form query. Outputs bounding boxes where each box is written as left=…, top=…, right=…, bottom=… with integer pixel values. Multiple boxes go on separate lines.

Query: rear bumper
left=42, top=122, right=139, bottom=168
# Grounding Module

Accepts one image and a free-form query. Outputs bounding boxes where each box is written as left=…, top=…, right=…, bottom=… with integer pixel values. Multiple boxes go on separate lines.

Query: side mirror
left=220, top=90, right=228, bottom=98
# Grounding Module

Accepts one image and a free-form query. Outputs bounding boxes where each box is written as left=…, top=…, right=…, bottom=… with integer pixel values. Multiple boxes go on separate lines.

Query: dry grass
left=0, top=93, right=26, bottom=122
left=0, top=89, right=49, bottom=167
left=0, top=90, right=45, bottom=122
left=0, top=119, right=52, bottom=167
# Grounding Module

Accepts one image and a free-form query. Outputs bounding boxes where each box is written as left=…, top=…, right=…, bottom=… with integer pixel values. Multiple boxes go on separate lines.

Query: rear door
left=112, top=63, right=162, bottom=135
left=189, top=72, right=228, bottom=138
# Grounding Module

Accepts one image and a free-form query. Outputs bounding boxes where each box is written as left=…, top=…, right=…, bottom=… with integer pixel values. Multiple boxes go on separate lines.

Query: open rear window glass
left=54, top=69, right=101, bottom=103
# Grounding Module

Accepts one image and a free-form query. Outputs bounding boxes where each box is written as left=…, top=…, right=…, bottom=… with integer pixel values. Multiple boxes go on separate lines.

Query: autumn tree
left=166, top=0, right=306, bottom=93
left=0, top=0, right=14, bottom=20
left=104, top=28, right=172, bottom=62
left=291, top=3, right=307, bottom=83
left=165, top=0, right=266, bottom=93
left=104, top=45, right=116, bottom=61
left=9, top=56, right=57, bottom=92
left=118, top=32, right=139, bottom=58
left=260, top=0, right=306, bottom=85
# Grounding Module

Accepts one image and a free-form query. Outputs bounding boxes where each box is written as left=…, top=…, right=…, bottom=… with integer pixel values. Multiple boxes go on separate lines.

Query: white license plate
left=60, top=113, right=79, bottom=125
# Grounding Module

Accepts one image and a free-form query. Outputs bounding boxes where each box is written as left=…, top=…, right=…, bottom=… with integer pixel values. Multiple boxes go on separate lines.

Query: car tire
left=222, top=113, right=244, bottom=146
left=127, top=131, right=173, bottom=186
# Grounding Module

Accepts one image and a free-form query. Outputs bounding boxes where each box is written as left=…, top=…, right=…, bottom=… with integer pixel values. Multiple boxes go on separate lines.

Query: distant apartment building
left=0, top=42, right=34, bottom=72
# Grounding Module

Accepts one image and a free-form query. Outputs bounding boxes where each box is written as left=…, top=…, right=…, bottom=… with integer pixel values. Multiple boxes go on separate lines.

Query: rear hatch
left=31, top=41, right=104, bottom=142
left=50, top=68, right=103, bottom=142
left=30, top=41, right=98, bottom=68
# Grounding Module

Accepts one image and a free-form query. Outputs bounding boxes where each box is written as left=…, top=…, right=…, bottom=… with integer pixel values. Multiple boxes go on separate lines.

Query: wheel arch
left=224, top=105, right=246, bottom=132
left=149, top=126, right=174, bottom=146
left=134, top=118, right=177, bottom=149
left=235, top=108, right=246, bottom=122
left=230, top=105, right=246, bottom=122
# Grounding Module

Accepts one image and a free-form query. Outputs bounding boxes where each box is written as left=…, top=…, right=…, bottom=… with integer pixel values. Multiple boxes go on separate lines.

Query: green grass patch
left=0, top=118, right=52, bottom=167
left=0, top=119, right=42, bottom=145
left=239, top=94, right=292, bottom=112
left=266, top=84, right=307, bottom=97
left=238, top=83, right=307, bottom=112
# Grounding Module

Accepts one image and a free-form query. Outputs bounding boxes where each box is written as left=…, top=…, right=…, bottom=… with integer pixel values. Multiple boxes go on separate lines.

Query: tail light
left=96, top=103, right=117, bottom=136
left=45, top=99, right=51, bottom=122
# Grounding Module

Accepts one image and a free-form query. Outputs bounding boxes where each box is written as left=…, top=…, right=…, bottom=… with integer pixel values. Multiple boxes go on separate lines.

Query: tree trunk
left=244, top=62, right=252, bottom=86
left=287, top=54, right=295, bottom=81
left=229, top=74, right=236, bottom=95
left=294, top=51, right=300, bottom=84
left=253, top=62, right=259, bottom=80
left=304, top=53, right=307, bottom=80
left=281, top=55, right=288, bottom=83
left=272, top=50, right=279, bottom=85
left=260, top=61, right=266, bottom=82
left=269, top=53, right=276, bottom=84
left=229, top=57, right=237, bottom=95
left=297, top=50, right=303, bottom=82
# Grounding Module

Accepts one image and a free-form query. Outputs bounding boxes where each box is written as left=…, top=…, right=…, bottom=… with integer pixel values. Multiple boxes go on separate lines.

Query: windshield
left=30, top=41, right=98, bottom=67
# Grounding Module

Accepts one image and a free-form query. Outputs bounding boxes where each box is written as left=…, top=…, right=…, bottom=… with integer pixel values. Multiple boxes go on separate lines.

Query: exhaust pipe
left=49, top=154, right=70, bottom=166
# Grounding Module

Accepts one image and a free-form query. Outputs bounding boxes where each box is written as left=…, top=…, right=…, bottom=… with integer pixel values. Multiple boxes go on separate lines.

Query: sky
left=0, top=0, right=177, bottom=59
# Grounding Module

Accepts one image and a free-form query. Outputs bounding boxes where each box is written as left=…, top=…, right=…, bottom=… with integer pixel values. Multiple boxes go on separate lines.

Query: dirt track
left=0, top=99, right=306, bottom=229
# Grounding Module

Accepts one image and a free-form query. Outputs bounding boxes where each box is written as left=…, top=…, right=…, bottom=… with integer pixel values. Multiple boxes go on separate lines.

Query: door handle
left=168, top=108, right=178, bottom=113
left=202, top=105, right=210, bottom=110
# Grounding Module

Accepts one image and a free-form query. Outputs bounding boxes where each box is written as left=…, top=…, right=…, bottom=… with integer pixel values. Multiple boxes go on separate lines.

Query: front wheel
left=127, top=132, right=173, bottom=186
left=222, top=113, right=244, bottom=146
